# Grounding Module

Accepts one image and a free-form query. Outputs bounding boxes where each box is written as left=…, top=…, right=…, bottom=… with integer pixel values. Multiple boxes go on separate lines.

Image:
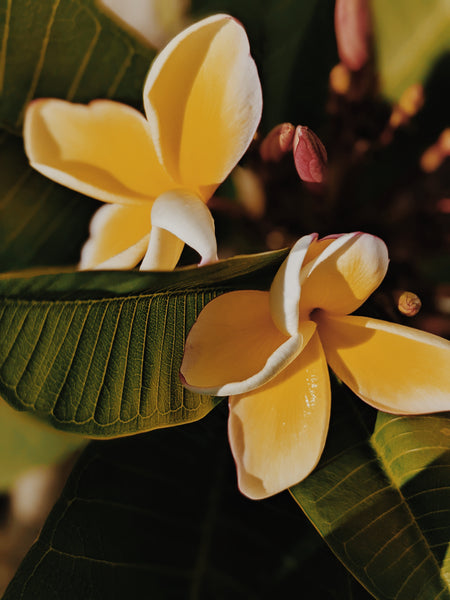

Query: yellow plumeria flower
left=181, top=232, right=450, bottom=499
left=23, top=14, right=262, bottom=271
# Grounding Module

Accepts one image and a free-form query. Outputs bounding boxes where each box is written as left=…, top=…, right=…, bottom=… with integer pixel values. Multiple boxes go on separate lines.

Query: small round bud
left=329, top=63, right=351, bottom=95
left=397, top=291, right=422, bottom=317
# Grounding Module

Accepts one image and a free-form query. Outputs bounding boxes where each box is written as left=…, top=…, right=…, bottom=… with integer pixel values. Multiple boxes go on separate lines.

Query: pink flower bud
left=259, top=122, right=295, bottom=162
left=335, top=0, right=371, bottom=71
left=293, top=126, right=327, bottom=183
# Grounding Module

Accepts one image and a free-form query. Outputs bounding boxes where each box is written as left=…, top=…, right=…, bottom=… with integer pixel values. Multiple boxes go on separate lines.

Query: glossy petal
left=269, top=233, right=317, bottom=336
left=144, top=190, right=218, bottom=269
left=318, top=313, right=450, bottom=414
left=181, top=291, right=316, bottom=395
left=24, top=99, right=176, bottom=205
left=144, top=14, right=262, bottom=188
left=228, top=331, right=331, bottom=499
left=299, top=233, right=389, bottom=317
left=79, top=204, right=152, bottom=270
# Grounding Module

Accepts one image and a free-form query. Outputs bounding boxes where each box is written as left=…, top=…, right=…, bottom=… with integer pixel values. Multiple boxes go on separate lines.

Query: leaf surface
left=0, top=0, right=154, bottom=134
left=0, top=250, right=287, bottom=437
left=3, top=405, right=373, bottom=599
left=291, top=383, right=450, bottom=600
left=372, top=0, right=450, bottom=101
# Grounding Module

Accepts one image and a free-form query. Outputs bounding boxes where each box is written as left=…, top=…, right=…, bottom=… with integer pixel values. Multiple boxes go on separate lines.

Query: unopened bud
left=329, top=63, right=351, bottom=95
left=334, top=0, right=371, bottom=71
left=293, top=126, right=327, bottom=184
left=260, top=123, right=295, bottom=162
left=397, top=291, right=422, bottom=317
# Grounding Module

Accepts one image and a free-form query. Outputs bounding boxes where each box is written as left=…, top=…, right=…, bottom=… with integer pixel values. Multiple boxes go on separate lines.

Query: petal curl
left=269, top=233, right=317, bottom=336
left=299, top=233, right=389, bottom=317
left=144, top=14, right=262, bottom=188
left=181, top=291, right=316, bottom=395
left=144, top=190, right=218, bottom=269
left=79, top=203, right=151, bottom=270
left=228, top=331, right=331, bottom=499
left=24, top=99, right=176, bottom=204
left=318, top=313, right=450, bottom=414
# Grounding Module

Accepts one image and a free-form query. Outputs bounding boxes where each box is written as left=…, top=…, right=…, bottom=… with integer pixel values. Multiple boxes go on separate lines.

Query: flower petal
left=142, top=190, right=218, bottom=270
left=79, top=204, right=151, bottom=269
left=181, top=290, right=316, bottom=395
left=269, top=233, right=318, bottom=336
left=228, top=331, right=331, bottom=499
left=144, top=14, right=262, bottom=188
left=318, top=313, right=450, bottom=414
left=24, top=98, right=176, bottom=204
left=140, top=227, right=185, bottom=271
left=299, top=233, right=389, bottom=317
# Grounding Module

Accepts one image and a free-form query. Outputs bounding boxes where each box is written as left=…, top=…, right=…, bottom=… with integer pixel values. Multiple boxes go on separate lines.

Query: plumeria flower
left=181, top=232, right=450, bottom=499
left=23, top=14, right=262, bottom=271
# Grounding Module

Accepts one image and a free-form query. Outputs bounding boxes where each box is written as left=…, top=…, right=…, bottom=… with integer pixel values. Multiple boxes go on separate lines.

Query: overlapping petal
left=298, top=233, right=389, bottom=317
left=24, top=99, right=176, bottom=205
left=79, top=203, right=151, bottom=269
left=144, top=14, right=262, bottom=188
left=145, top=190, right=218, bottom=269
left=228, top=331, right=331, bottom=499
left=269, top=233, right=317, bottom=336
left=180, top=290, right=316, bottom=395
left=318, top=313, right=450, bottom=414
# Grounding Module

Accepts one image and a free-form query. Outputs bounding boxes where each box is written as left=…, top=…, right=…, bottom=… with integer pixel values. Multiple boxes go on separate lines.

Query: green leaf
left=0, top=131, right=98, bottom=272
left=372, top=0, right=450, bottom=101
left=0, top=397, right=84, bottom=490
left=0, top=0, right=154, bottom=134
left=0, top=250, right=287, bottom=437
left=291, top=382, right=450, bottom=600
left=3, top=405, right=373, bottom=599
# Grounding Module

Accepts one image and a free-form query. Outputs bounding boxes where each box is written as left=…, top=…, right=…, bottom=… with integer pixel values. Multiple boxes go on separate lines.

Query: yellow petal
left=269, top=233, right=317, bottom=336
left=144, top=14, right=262, bottom=188
left=140, top=227, right=185, bottom=271
left=143, top=190, right=218, bottom=269
left=228, top=331, right=331, bottom=499
left=299, top=233, right=389, bottom=317
left=24, top=99, right=176, bottom=204
left=181, top=291, right=316, bottom=395
left=318, top=313, right=450, bottom=414
left=79, top=203, right=152, bottom=269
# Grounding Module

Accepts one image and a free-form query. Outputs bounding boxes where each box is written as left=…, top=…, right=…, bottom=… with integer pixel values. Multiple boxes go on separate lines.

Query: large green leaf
left=291, top=383, right=450, bottom=600
left=0, top=397, right=84, bottom=490
left=0, top=250, right=286, bottom=437
left=0, top=0, right=154, bottom=134
left=372, top=0, right=450, bottom=101
left=3, top=404, right=372, bottom=599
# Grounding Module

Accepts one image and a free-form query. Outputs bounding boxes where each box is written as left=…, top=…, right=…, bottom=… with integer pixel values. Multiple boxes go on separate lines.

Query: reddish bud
left=335, top=0, right=371, bottom=71
left=260, top=122, right=295, bottom=162
left=293, top=126, right=327, bottom=183
left=396, top=291, right=422, bottom=317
